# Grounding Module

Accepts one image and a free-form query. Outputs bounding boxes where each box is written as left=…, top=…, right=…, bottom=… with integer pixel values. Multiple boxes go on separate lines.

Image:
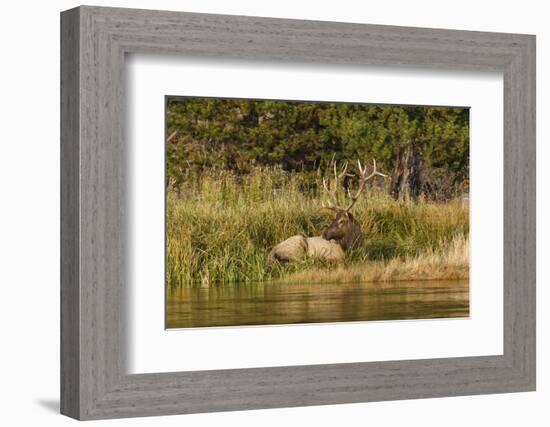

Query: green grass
left=166, top=168, right=469, bottom=287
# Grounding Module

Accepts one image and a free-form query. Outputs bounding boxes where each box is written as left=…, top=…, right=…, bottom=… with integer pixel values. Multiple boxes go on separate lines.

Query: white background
left=128, top=57, right=503, bottom=373
left=0, top=1, right=547, bottom=426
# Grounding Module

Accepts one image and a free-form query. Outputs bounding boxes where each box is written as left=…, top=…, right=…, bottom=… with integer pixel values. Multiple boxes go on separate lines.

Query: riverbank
left=166, top=168, right=469, bottom=287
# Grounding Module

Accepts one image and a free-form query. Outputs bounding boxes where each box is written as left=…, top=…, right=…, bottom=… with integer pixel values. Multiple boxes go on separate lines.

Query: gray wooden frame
left=60, top=5, right=536, bottom=420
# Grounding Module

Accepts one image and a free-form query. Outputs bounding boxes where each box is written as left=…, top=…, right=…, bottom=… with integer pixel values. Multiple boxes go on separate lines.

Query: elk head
left=321, top=159, right=387, bottom=251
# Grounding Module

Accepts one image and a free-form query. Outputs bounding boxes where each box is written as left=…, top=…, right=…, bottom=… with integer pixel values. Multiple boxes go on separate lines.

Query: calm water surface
left=166, top=280, right=469, bottom=329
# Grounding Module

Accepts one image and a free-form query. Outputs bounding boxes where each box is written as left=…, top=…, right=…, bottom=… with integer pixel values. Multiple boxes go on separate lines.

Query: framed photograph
left=61, top=5, right=536, bottom=420
left=163, top=96, right=471, bottom=329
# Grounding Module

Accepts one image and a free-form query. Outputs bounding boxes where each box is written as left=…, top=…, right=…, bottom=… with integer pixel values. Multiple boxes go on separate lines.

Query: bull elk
left=268, top=159, right=387, bottom=263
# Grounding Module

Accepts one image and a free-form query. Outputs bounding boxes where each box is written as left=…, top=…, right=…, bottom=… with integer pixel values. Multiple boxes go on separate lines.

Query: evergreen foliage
left=167, top=97, right=469, bottom=198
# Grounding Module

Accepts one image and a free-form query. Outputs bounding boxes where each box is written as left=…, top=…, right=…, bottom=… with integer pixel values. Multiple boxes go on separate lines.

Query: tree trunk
left=390, top=143, right=422, bottom=202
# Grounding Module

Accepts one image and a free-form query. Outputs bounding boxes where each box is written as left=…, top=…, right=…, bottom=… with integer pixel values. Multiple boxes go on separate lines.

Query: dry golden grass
left=282, top=234, right=469, bottom=284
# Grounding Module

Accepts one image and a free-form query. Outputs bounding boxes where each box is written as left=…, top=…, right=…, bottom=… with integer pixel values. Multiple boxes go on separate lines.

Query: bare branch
left=166, top=130, right=178, bottom=143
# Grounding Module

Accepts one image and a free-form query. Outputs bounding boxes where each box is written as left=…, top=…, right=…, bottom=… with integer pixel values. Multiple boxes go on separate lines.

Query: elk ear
left=345, top=211, right=354, bottom=220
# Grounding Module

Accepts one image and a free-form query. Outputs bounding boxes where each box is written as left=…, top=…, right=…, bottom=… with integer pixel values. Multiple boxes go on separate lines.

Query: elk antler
left=345, top=159, right=387, bottom=212
left=321, top=158, right=387, bottom=213
left=321, top=159, right=351, bottom=212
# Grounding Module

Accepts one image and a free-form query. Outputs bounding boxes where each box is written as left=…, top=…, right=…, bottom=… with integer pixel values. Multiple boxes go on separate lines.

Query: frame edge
left=60, top=6, right=81, bottom=420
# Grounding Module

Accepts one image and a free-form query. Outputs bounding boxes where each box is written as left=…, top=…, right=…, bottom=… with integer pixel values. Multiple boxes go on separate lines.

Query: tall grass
left=166, top=168, right=469, bottom=287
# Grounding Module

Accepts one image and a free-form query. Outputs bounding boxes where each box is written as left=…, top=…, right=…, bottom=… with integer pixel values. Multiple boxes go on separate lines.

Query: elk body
left=268, top=159, right=386, bottom=263
left=268, top=235, right=344, bottom=263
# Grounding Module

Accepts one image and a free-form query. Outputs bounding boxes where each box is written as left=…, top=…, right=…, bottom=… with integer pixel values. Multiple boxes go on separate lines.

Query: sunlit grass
left=166, top=168, right=469, bottom=287
left=283, top=234, right=469, bottom=284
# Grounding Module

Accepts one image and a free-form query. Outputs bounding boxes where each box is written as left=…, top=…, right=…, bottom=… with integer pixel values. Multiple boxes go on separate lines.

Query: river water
left=166, top=280, right=469, bottom=329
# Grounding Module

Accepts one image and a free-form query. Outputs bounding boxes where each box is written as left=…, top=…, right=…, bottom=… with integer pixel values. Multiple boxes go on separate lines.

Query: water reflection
left=166, top=280, right=469, bottom=329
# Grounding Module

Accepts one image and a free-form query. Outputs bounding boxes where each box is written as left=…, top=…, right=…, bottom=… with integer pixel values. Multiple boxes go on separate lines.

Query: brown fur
left=322, top=211, right=363, bottom=251
left=269, top=210, right=364, bottom=263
